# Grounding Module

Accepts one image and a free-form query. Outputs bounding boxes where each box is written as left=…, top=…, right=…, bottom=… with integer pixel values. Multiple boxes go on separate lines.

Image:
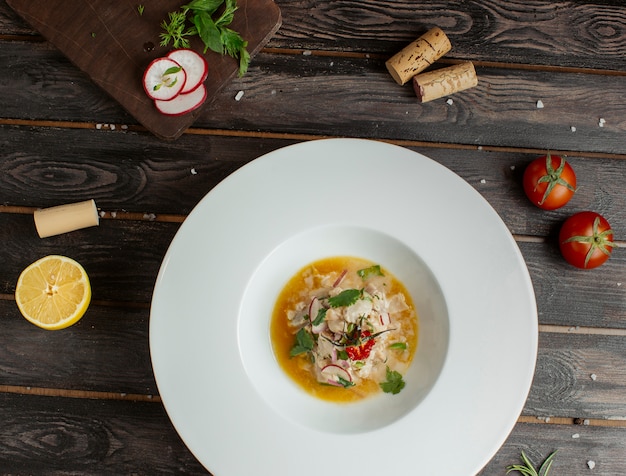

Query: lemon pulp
left=15, top=255, right=91, bottom=330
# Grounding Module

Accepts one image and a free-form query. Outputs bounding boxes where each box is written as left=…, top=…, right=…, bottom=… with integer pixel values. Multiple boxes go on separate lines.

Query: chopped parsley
left=379, top=366, right=406, bottom=395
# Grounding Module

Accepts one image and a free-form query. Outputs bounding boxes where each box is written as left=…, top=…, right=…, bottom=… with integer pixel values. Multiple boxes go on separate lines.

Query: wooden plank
left=4, top=0, right=626, bottom=73
left=199, top=53, right=626, bottom=153
left=5, top=0, right=281, bottom=140
left=520, top=242, right=626, bottom=329
left=0, top=213, right=179, bottom=303
left=1, top=126, right=625, bottom=237
left=0, top=300, right=157, bottom=395
left=0, top=393, right=209, bottom=474
left=524, top=333, right=626, bottom=419
left=3, top=39, right=626, bottom=152
left=478, top=421, right=626, bottom=475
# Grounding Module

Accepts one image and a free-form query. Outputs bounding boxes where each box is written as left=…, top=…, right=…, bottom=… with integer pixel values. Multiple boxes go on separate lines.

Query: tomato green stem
left=535, top=153, right=576, bottom=205
left=562, top=216, right=616, bottom=268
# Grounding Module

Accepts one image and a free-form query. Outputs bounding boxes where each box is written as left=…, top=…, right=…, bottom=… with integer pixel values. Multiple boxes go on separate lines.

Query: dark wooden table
left=1, top=1, right=625, bottom=474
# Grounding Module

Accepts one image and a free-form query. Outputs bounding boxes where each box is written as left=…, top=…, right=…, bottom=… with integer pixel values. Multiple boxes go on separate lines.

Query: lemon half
left=15, top=255, right=91, bottom=330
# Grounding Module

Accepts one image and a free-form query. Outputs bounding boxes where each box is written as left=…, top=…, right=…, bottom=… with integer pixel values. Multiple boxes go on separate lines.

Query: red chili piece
left=346, top=331, right=375, bottom=360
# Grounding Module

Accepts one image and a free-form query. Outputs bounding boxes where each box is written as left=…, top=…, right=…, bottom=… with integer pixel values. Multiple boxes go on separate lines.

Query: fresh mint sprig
left=160, top=0, right=249, bottom=76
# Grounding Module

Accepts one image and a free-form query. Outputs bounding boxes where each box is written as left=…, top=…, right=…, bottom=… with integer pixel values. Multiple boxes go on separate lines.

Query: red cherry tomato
left=559, top=212, right=615, bottom=269
left=523, top=154, right=576, bottom=210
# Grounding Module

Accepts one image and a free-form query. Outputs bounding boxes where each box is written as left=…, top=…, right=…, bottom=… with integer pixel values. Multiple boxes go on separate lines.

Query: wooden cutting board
left=7, top=0, right=281, bottom=140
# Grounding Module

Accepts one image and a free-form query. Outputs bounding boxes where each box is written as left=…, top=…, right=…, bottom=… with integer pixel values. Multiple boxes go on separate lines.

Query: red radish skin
left=167, top=49, right=209, bottom=94
left=320, top=364, right=352, bottom=386
left=154, top=84, right=207, bottom=116
left=143, top=57, right=187, bottom=101
left=379, top=312, right=391, bottom=326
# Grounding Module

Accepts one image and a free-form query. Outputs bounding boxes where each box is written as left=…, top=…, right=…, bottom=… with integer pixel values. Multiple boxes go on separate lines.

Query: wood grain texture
left=0, top=393, right=209, bottom=474
left=525, top=333, right=626, bottom=418
left=2, top=126, right=625, bottom=237
left=0, top=301, right=157, bottom=394
left=0, top=213, right=179, bottom=303
left=5, top=0, right=281, bottom=139
left=478, top=421, right=626, bottom=475
left=3, top=40, right=626, bottom=152
left=4, top=0, right=626, bottom=73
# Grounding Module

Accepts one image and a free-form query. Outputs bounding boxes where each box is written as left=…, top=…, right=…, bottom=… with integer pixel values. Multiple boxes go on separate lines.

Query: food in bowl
left=271, top=256, right=418, bottom=402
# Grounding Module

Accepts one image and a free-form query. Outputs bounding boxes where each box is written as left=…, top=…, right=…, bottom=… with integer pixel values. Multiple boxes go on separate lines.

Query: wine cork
left=385, top=27, right=452, bottom=85
left=413, top=61, right=478, bottom=103
left=34, top=199, right=100, bottom=238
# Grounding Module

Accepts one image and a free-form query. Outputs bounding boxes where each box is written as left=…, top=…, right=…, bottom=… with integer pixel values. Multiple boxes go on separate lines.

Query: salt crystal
left=590, top=373, right=597, bottom=381
left=143, top=213, right=156, bottom=221
left=570, top=126, right=577, bottom=132
left=618, top=283, right=622, bottom=286
left=477, top=146, right=483, bottom=150
left=329, top=61, right=334, bottom=67
left=111, top=211, right=117, bottom=218
left=545, top=417, right=551, bottom=422
left=480, top=179, right=486, bottom=184
left=234, top=90, right=244, bottom=101
left=510, top=165, right=516, bottom=171
left=110, top=124, right=116, bottom=131
left=95, top=123, right=103, bottom=130
left=587, top=460, right=595, bottom=469
left=121, top=125, right=128, bottom=130
left=572, top=433, right=580, bottom=438
left=191, top=168, right=197, bottom=175
left=536, top=100, right=544, bottom=109
left=99, top=211, right=106, bottom=218
left=583, top=419, right=590, bottom=425
left=302, top=50, right=312, bottom=56
left=446, top=98, right=454, bottom=105
left=598, top=118, right=606, bottom=127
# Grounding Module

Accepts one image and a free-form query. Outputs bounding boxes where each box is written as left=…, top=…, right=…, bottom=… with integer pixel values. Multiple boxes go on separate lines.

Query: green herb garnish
left=357, top=264, right=384, bottom=280
left=379, top=366, right=405, bottom=395
left=160, top=0, right=250, bottom=76
left=290, top=327, right=314, bottom=357
left=389, top=342, right=407, bottom=350
left=137, top=4, right=145, bottom=15
left=337, top=376, right=355, bottom=388
left=328, top=289, right=361, bottom=308
left=506, top=450, right=557, bottom=476
left=311, top=307, right=327, bottom=326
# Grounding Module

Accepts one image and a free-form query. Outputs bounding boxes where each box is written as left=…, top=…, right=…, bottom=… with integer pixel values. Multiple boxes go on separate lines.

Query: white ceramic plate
left=150, top=138, right=537, bottom=475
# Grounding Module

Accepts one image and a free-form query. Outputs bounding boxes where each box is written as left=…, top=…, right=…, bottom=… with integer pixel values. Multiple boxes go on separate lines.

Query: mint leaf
left=328, top=289, right=361, bottom=308
left=357, top=264, right=384, bottom=280
left=380, top=366, right=405, bottom=395
left=289, top=328, right=314, bottom=357
left=184, top=0, right=223, bottom=13
left=192, top=11, right=223, bottom=53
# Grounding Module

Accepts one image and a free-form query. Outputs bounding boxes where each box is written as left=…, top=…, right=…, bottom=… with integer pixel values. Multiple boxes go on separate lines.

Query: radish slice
left=332, top=269, right=347, bottom=287
left=320, top=364, right=352, bottom=386
left=154, top=84, right=207, bottom=116
left=143, top=57, right=186, bottom=101
left=167, top=49, right=209, bottom=94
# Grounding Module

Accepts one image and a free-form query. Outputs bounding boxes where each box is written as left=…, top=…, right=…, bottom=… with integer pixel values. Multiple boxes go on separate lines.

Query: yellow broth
left=270, top=256, right=418, bottom=403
